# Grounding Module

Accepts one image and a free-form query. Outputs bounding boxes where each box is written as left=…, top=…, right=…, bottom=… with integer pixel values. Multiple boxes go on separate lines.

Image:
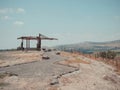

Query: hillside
left=55, top=40, right=120, bottom=54
left=0, top=51, right=120, bottom=90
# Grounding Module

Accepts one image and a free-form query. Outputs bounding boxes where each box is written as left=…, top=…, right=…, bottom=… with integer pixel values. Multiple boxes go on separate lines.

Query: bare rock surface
left=58, top=53, right=120, bottom=90
left=0, top=51, right=76, bottom=90
left=0, top=51, right=120, bottom=90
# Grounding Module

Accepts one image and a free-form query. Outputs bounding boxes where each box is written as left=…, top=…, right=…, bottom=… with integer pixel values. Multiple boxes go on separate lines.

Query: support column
left=26, top=39, right=30, bottom=50
left=21, top=39, right=24, bottom=50
left=37, top=38, right=41, bottom=51
left=39, top=38, right=41, bottom=50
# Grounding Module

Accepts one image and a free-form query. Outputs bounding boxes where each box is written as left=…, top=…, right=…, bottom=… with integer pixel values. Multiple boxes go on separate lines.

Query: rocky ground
left=0, top=51, right=76, bottom=90
left=58, top=52, right=120, bottom=90
left=0, top=51, right=120, bottom=90
left=0, top=51, right=42, bottom=67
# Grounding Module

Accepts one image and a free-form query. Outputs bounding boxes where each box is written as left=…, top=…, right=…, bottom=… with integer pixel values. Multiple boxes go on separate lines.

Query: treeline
left=95, top=50, right=117, bottom=59
left=94, top=50, right=120, bottom=72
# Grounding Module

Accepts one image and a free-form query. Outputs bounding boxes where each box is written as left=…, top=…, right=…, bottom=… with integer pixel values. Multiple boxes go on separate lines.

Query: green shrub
left=99, top=50, right=116, bottom=59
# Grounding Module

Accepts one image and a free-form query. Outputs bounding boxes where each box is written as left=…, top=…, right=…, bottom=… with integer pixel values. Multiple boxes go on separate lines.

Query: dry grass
left=65, top=59, right=90, bottom=64
left=59, top=77, right=72, bottom=86
left=47, top=86, right=58, bottom=90
left=86, top=54, right=120, bottom=74
left=60, top=52, right=90, bottom=65
left=0, top=51, right=42, bottom=67
left=60, top=52, right=80, bottom=57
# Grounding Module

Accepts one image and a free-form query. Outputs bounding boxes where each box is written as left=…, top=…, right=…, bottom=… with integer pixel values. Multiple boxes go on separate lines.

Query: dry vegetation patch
left=65, top=59, right=90, bottom=64
left=59, top=77, right=72, bottom=86
left=60, top=52, right=80, bottom=57
left=0, top=51, right=42, bottom=67
left=59, top=52, right=90, bottom=67
left=58, top=59, right=90, bottom=68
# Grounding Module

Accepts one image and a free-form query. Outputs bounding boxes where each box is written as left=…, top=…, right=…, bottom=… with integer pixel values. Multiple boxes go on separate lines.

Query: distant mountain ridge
left=84, top=40, right=120, bottom=45
left=55, top=40, right=120, bottom=54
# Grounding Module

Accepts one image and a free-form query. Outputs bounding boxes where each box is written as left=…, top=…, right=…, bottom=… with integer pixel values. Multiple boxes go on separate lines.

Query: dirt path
left=0, top=51, right=76, bottom=90
left=0, top=51, right=120, bottom=90
left=58, top=54, right=120, bottom=90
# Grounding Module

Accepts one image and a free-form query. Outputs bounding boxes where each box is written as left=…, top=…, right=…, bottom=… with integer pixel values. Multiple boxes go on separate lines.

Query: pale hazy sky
left=0, top=0, right=120, bottom=49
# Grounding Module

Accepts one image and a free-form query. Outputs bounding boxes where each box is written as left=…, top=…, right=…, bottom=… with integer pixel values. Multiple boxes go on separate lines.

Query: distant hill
left=54, top=40, right=120, bottom=54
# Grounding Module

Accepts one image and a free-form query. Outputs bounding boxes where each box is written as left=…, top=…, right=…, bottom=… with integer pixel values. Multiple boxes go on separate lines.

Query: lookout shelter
left=17, top=33, right=57, bottom=51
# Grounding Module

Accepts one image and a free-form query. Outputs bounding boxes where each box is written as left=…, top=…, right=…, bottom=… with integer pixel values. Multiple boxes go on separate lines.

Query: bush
left=107, top=51, right=116, bottom=59
left=99, top=50, right=116, bottom=59
left=99, top=51, right=107, bottom=59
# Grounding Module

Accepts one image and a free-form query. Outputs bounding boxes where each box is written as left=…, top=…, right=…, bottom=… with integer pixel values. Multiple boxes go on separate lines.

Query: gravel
left=0, top=51, right=76, bottom=90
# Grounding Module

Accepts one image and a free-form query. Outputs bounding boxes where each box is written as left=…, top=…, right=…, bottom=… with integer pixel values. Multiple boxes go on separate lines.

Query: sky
left=0, top=0, right=120, bottom=49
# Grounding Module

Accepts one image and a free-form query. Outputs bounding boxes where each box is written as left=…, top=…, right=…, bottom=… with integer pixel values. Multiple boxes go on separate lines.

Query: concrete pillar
left=37, top=38, right=41, bottom=51
left=21, top=39, right=24, bottom=50
left=26, top=39, right=30, bottom=50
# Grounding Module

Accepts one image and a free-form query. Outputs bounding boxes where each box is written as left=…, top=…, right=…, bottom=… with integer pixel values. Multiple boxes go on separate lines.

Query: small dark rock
left=50, top=78, right=59, bottom=85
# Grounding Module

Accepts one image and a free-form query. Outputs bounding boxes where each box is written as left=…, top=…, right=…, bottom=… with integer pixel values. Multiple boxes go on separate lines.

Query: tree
left=106, top=50, right=116, bottom=59
left=99, top=51, right=107, bottom=59
left=99, top=50, right=116, bottom=59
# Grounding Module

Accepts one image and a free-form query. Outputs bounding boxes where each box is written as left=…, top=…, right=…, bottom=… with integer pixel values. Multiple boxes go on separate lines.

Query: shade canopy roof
left=17, top=33, right=58, bottom=40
